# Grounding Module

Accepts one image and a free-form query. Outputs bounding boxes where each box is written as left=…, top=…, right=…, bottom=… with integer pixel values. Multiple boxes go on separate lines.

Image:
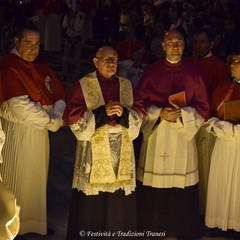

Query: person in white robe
left=0, top=119, right=20, bottom=240
left=0, top=23, right=66, bottom=236
left=204, top=52, right=240, bottom=239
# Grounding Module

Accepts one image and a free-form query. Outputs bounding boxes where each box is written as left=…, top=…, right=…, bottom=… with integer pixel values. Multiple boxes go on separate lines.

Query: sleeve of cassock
left=204, top=117, right=238, bottom=140
left=175, top=107, right=204, bottom=141
left=6, top=95, right=51, bottom=129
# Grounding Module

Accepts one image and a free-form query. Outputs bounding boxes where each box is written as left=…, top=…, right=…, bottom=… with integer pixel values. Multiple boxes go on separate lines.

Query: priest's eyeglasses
left=96, top=57, right=118, bottom=64
left=231, top=59, right=240, bottom=66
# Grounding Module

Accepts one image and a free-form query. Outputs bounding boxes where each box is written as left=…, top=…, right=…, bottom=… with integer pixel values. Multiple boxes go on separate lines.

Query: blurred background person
left=189, top=27, right=231, bottom=231
left=61, top=1, right=85, bottom=81
left=116, top=24, right=150, bottom=86
left=44, top=0, right=64, bottom=53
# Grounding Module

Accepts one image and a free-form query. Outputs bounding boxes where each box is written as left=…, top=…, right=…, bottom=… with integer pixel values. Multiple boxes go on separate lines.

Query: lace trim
left=72, top=134, right=136, bottom=196
left=70, top=111, right=95, bottom=141
left=73, top=177, right=136, bottom=196
left=128, top=109, right=142, bottom=140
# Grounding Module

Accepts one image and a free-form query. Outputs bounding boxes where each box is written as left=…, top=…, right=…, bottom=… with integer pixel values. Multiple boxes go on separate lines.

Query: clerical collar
left=166, top=57, right=181, bottom=64
left=11, top=47, right=20, bottom=57
left=233, top=78, right=240, bottom=84
left=202, top=52, right=212, bottom=59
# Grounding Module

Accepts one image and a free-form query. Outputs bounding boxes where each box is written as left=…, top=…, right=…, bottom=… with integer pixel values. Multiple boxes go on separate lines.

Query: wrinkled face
left=162, top=30, right=185, bottom=61
left=15, top=30, right=40, bottom=62
left=93, top=47, right=118, bottom=79
left=230, top=54, right=240, bottom=80
left=192, top=32, right=213, bottom=58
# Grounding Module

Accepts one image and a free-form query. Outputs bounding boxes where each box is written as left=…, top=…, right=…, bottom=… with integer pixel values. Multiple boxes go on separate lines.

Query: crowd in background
left=0, top=0, right=240, bottom=62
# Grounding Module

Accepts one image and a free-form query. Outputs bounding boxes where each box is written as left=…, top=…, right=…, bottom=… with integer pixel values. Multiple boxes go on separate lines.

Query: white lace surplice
left=70, top=109, right=142, bottom=195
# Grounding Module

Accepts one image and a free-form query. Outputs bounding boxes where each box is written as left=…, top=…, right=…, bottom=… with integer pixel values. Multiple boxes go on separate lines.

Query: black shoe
left=224, top=229, right=240, bottom=239
left=200, top=226, right=224, bottom=238
left=233, top=233, right=240, bottom=240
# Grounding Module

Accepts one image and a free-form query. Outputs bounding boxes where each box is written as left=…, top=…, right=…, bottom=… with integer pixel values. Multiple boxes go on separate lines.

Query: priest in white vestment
left=63, top=46, right=146, bottom=239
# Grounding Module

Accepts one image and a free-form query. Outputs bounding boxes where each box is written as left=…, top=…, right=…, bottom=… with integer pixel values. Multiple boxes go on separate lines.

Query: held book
left=168, top=91, right=186, bottom=108
left=223, top=100, right=240, bottom=124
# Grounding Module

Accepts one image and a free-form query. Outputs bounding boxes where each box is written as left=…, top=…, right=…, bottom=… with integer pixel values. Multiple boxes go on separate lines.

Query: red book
left=168, top=91, right=186, bottom=108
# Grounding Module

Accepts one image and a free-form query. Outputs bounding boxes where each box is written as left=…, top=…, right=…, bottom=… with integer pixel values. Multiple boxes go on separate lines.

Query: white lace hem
left=70, top=111, right=95, bottom=141
left=72, top=179, right=136, bottom=196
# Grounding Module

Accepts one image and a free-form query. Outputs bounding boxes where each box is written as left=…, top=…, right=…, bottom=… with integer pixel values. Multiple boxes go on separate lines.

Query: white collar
left=203, top=51, right=212, bottom=58
left=11, top=47, right=20, bottom=57
left=166, top=57, right=181, bottom=64
left=233, top=78, right=240, bottom=84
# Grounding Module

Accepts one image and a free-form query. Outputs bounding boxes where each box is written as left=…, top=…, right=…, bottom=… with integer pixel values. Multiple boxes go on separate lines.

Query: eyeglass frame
left=231, top=58, right=240, bottom=66
left=95, top=56, right=119, bottom=64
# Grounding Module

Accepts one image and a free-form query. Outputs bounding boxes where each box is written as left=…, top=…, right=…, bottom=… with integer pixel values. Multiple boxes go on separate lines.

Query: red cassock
left=189, top=55, right=230, bottom=94
left=210, top=80, right=240, bottom=119
left=137, top=58, right=210, bottom=120
left=0, top=53, right=66, bottom=105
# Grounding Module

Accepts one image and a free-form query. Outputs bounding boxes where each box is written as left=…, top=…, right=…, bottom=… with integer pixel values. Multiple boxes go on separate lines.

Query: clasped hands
left=105, top=101, right=123, bottom=117
left=160, top=103, right=182, bottom=122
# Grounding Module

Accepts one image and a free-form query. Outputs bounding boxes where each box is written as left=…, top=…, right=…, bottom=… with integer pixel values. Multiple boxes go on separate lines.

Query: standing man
left=204, top=50, right=240, bottom=239
left=63, top=46, right=146, bottom=239
left=136, top=29, right=210, bottom=239
left=43, top=0, right=64, bottom=53
left=61, top=1, right=85, bottom=81
left=0, top=23, right=66, bottom=236
left=116, top=24, right=150, bottom=86
left=190, top=28, right=230, bottom=95
left=189, top=28, right=231, bottom=217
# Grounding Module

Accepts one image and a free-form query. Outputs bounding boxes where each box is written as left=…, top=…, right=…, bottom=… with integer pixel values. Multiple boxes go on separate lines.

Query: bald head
left=162, top=28, right=185, bottom=62
left=95, top=46, right=117, bottom=58
left=163, top=29, right=184, bottom=42
left=93, top=46, right=118, bottom=79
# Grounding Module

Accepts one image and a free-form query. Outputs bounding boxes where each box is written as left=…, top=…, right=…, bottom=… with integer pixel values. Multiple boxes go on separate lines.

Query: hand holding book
left=167, top=91, right=186, bottom=122
left=168, top=91, right=186, bottom=109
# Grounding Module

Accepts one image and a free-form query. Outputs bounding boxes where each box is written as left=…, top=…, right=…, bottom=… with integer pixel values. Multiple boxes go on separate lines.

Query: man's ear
left=210, top=41, right=214, bottom=50
left=161, top=42, right=166, bottom=52
left=14, top=37, right=20, bottom=47
left=93, top=57, right=99, bottom=69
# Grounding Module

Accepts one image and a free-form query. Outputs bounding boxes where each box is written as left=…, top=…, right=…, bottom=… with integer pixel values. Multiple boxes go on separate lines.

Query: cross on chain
left=160, top=151, right=169, bottom=161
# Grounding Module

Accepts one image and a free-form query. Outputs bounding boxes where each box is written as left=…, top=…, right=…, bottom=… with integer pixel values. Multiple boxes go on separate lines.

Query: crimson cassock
left=136, top=58, right=210, bottom=239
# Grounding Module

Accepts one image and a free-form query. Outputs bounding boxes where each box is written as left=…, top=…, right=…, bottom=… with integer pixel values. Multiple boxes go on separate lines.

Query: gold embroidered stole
left=79, top=73, right=133, bottom=184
